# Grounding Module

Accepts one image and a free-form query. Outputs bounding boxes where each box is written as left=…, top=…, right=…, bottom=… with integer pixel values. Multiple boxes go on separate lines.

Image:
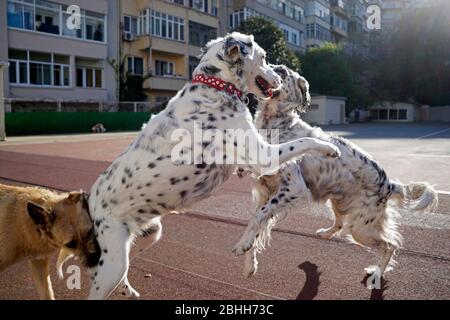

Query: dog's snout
left=271, top=72, right=282, bottom=89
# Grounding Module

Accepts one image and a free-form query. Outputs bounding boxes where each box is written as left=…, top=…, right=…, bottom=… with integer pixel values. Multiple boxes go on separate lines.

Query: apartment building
left=329, top=0, right=349, bottom=43
left=120, top=0, right=220, bottom=104
left=220, top=0, right=306, bottom=52
left=304, top=0, right=332, bottom=49
left=346, top=0, right=369, bottom=54
left=0, top=0, right=119, bottom=102
left=379, top=0, right=430, bottom=32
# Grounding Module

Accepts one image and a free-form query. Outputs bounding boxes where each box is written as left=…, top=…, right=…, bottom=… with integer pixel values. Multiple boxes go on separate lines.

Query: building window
left=189, top=56, right=199, bottom=80
left=124, top=16, right=138, bottom=35
left=7, top=1, right=35, bottom=30
left=142, top=10, right=184, bottom=41
left=8, top=49, right=69, bottom=87
left=306, top=23, right=331, bottom=41
left=189, top=0, right=207, bottom=13
left=189, top=21, right=217, bottom=47
left=127, top=56, right=144, bottom=75
left=398, top=109, right=408, bottom=120
left=7, top=0, right=106, bottom=43
left=85, top=11, right=105, bottom=41
left=212, top=0, right=218, bottom=16
left=35, top=0, right=60, bottom=35
left=155, top=60, right=174, bottom=76
left=279, top=23, right=300, bottom=46
left=379, top=109, right=388, bottom=120
left=389, top=109, right=398, bottom=120
left=167, top=0, right=184, bottom=5
left=76, top=67, right=103, bottom=88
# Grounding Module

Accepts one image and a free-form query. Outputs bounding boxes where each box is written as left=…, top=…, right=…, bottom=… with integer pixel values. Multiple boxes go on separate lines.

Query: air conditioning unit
left=122, top=31, right=136, bottom=41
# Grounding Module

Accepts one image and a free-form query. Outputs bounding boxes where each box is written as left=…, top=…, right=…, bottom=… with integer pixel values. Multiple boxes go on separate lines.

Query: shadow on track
left=296, top=261, right=321, bottom=300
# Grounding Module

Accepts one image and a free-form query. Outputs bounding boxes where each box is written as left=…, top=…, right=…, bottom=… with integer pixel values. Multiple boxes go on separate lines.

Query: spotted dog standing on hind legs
left=65, top=33, right=340, bottom=299
left=234, top=65, right=438, bottom=279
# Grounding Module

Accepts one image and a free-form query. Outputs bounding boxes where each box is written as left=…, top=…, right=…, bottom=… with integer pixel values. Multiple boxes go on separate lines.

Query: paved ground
left=0, top=122, right=449, bottom=300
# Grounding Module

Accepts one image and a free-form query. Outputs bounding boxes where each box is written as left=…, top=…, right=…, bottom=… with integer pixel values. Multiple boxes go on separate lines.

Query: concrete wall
left=302, top=96, right=326, bottom=125
left=302, top=95, right=346, bottom=125
left=429, top=106, right=450, bottom=123
left=324, top=97, right=345, bottom=125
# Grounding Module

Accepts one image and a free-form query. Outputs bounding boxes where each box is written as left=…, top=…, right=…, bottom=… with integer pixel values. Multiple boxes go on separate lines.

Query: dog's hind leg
left=316, top=201, right=344, bottom=239
left=234, top=172, right=310, bottom=255
left=243, top=248, right=258, bottom=278
left=365, top=242, right=397, bottom=277
left=88, top=221, right=131, bottom=300
left=29, top=258, right=54, bottom=300
left=119, top=219, right=162, bottom=299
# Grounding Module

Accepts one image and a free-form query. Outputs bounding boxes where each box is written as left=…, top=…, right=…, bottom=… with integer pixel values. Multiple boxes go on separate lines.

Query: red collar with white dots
left=192, top=74, right=243, bottom=100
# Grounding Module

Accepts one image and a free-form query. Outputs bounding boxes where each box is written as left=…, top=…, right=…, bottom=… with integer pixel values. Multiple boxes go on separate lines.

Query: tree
left=370, top=0, right=450, bottom=106
left=233, top=17, right=301, bottom=70
left=108, top=57, right=150, bottom=102
left=298, top=43, right=373, bottom=112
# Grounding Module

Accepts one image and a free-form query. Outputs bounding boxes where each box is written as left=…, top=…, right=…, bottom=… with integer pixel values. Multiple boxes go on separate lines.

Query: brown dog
left=0, top=183, right=100, bottom=299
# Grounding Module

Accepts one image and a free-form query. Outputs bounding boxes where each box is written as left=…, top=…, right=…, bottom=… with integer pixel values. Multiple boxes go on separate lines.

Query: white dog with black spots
left=82, top=34, right=341, bottom=299
left=234, top=65, right=438, bottom=279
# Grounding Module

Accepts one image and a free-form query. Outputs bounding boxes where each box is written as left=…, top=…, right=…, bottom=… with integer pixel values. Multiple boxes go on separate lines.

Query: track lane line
left=415, top=128, right=450, bottom=139
left=136, top=256, right=286, bottom=300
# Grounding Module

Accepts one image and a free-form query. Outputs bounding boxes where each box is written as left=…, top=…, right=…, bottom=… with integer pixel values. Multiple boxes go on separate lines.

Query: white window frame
left=155, top=60, right=175, bottom=77
left=127, top=56, right=144, bottom=76
left=146, top=9, right=184, bottom=42
left=7, top=0, right=107, bottom=44
left=124, top=15, right=138, bottom=35
left=9, top=49, right=70, bottom=87
left=76, top=66, right=103, bottom=88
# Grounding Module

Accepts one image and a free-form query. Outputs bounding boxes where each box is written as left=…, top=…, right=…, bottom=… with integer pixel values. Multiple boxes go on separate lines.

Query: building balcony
left=331, top=4, right=349, bottom=18
left=331, top=25, right=348, bottom=37
left=136, top=36, right=151, bottom=50
left=143, top=76, right=187, bottom=91
left=151, top=37, right=186, bottom=55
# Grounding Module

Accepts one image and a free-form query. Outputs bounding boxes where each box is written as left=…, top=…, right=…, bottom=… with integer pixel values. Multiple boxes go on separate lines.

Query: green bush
left=5, top=112, right=151, bottom=136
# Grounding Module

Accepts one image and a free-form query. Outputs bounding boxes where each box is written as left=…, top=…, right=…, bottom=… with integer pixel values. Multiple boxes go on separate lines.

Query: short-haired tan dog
left=0, top=183, right=100, bottom=299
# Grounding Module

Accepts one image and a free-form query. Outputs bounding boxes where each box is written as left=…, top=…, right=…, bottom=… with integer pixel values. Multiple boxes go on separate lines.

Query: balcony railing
left=143, top=76, right=187, bottom=91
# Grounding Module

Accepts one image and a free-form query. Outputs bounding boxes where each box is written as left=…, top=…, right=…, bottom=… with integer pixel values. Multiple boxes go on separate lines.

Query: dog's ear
left=67, top=191, right=83, bottom=203
left=27, top=202, right=49, bottom=226
left=297, top=76, right=311, bottom=112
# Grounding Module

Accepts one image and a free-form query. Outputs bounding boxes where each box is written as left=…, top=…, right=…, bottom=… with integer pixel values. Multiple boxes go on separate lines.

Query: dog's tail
left=56, top=248, right=75, bottom=279
left=389, top=181, right=438, bottom=212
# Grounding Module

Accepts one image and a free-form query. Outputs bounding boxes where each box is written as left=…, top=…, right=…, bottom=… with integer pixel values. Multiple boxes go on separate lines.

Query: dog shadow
left=361, top=274, right=389, bottom=300
left=296, top=261, right=321, bottom=300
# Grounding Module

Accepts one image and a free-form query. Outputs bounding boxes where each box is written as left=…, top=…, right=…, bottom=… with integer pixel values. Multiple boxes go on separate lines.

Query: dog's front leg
left=88, top=221, right=132, bottom=300
left=29, top=258, right=55, bottom=300
left=119, top=277, right=140, bottom=299
left=228, top=118, right=339, bottom=175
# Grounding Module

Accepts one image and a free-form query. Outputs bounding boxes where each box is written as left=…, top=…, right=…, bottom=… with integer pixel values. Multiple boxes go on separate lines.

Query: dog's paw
left=243, top=265, right=257, bottom=278
left=324, top=144, right=341, bottom=158
left=314, top=141, right=341, bottom=158
left=364, top=265, right=380, bottom=275
left=232, top=238, right=255, bottom=256
left=316, top=228, right=335, bottom=239
left=121, top=285, right=141, bottom=299
left=236, top=167, right=248, bottom=178
left=243, top=258, right=258, bottom=278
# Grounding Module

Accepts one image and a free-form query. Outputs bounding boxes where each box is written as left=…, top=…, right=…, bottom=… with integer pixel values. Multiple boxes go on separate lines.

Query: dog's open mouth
left=255, top=76, right=274, bottom=98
